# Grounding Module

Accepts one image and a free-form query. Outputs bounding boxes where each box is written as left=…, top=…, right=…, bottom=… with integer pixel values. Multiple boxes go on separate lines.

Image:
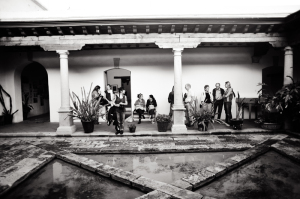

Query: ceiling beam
left=19, top=28, right=26, bottom=36
left=31, top=28, right=39, bottom=36
left=158, top=25, right=162, bottom=34
left=254, top=25, right=261, bottom=34
left=218, top=25, right=225, bottom=33
left=44, top=28, right=52, bottom=36
left=69, top=27, right=75, bottom=35
left=206, top=25, right=213, bottom=33
left=120, top=26, right=125, bottom=34
left=230, top=25, right=237, bottom=33
left=107, top=26, right=112, bottom=35
left=146, top=25, right=150, bottom=34
left=243, top=25, right=249, bottom=33
left=82, top=27, right=88, bottom=35
left=171, top=25, right=175, bottom=34
left=183, top=25, right=187, bottom=33
left=57, top=27, right=64, bottom=35
left=133, top=25, right=137, bottom=34
left=95, top=26, right=100, bottom=34
left=266, top=25, right=274, bottom=33
left=194, top=25, right=200, bottom=33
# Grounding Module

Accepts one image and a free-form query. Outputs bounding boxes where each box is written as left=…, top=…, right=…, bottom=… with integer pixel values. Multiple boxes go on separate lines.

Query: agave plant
left=68, top=83, right=102, bottom=122
left=192, top=110, right=215, bottom=131
left=236, top=92, right=246, bottom=120
left=0, top=85, right=18, bottom=116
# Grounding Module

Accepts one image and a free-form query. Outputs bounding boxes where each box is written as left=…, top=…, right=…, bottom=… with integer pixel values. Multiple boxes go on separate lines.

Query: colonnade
left=55, top=45, right=294, bottom=134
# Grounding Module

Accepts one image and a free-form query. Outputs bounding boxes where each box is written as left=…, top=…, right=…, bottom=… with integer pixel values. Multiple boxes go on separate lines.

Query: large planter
left=230, top=119, right=243, bottom=130
left=157, top=122, right=169, bottom=132
left=198, top=121, right=209, bottom=131
left=81, top=121, right=94, bottom=133
left=4, top=115, right=13, bottom=125
left=261, top=123, right=282, bottom=130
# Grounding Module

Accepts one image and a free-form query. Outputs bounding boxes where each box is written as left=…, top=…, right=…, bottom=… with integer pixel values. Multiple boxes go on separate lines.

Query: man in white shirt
left=184, top=84, right=196, bottom=126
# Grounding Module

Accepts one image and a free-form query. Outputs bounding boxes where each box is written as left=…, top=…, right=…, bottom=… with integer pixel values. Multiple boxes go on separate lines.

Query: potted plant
left=230, top=92, right=245, bottom=130
left=0, top=85, right=18, bottom=125
left=156, top=114, right=171, bottom=132
left=193, top=110, right=215, bottom=131
left=128, top=123, right=136, bottom=133
left=22, top=93, right=34, bottom=120
left=69, top=83, right=100, bottom=133
left=255, top=83, right=283, bottom=130
left=274, top=76, right=300, bottom=131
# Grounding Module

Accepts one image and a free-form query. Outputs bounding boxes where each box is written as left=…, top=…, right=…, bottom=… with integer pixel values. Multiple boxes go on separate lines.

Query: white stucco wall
left=0, top=47, right=285, bottom=123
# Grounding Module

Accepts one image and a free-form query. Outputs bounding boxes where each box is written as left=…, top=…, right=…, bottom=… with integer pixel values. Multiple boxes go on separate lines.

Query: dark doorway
left=21, top=62, right=49, bottom=121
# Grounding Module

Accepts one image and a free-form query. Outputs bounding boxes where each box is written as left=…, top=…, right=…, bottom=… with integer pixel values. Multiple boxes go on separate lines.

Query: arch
left=13, top=61, right=50, bottom=122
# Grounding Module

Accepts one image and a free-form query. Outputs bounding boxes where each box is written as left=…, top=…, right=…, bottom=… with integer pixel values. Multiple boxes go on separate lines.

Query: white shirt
left=185, top=89, right=195, bottom=102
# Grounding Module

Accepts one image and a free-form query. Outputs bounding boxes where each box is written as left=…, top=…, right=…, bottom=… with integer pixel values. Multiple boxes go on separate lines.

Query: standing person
left=223, top=81, right=234, bottom=125
left=134, top=93, right=146, bottom=124
left=212, top=83, right=225, bottom=119
left=184, top=84, right=196, bottom=126
left=91, top=85, right=102, bottom=125
left=146, top=95, right=157, bottom=124
left=104, top=84, right=116, bottom=126
left=113, top=87, right=128, bottom=135
left=200, top=85, right=213, bottom=112
left=168, top=86, right=174, bottom=117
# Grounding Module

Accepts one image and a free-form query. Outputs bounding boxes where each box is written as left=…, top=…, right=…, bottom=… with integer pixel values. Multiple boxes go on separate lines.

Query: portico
left=1, top=10, right=300, bottom=134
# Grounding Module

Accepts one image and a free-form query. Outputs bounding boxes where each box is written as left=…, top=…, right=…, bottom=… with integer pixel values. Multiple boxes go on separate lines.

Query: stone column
left=284, top=46, right=293, bottom=85
left=56, top=50, right=76, bottom=134
left=172, top=48, right=187, bottom=133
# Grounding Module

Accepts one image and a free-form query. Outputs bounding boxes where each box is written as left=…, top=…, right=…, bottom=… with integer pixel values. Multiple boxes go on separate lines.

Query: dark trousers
left=107, top=106, right=116, bottom=122
left=115, top=107, right=125, bottom=131
left=214, top=100, right=224, bottom=119
left=224, top=102, right=232, bottom=124
left=136, top=109, right=145, bottom=119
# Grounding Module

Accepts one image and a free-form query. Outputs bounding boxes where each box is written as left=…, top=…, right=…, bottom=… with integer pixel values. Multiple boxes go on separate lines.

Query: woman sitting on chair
left=146, top=95, right=157, bottom=124
left=134, top=93, right=146, bottom=124
left=113, top=87, right=127, bottom=135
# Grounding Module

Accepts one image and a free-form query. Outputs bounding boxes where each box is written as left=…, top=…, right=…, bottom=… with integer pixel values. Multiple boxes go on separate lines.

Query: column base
left=57, top=125, right=76, bottom=135
left=56, top=108, right=76, bottom=135
left=171, top=124, right=187, bottom=133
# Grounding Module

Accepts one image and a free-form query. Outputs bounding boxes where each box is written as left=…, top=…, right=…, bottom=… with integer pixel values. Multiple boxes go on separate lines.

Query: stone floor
left=1, top=133, right=300, bottom=198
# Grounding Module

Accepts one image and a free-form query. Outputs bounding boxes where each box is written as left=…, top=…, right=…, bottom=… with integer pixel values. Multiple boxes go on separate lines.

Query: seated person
left=134, top=93, right=146, bottom=124
left=146, top=95, right=157, bottom=124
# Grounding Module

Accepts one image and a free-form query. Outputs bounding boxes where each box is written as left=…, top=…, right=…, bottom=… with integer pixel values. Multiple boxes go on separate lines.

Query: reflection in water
left=196, top=151, right=300, bottom=199
left=3, top=159, right=143, bottom=199
left=84, top=152, right=238, bottom=184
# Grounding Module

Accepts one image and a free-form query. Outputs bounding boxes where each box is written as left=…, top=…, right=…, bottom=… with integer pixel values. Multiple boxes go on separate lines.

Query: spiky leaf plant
left=0, top=85, right=18, bottom=116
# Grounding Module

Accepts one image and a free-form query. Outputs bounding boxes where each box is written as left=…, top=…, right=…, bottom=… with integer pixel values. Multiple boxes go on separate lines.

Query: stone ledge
left=134, top=190, right=172, bottom=199
left=96, top=164, right=120, bottom=178
left=111, top=169, right=141, bottom=186
left=271, top=141, right=300, bottom=163
left=171, top=179, right=193, bottom=190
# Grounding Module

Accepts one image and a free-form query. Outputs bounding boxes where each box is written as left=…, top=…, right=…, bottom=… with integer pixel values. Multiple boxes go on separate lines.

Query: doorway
left=21, top=62, right=49, bottom=121
left=104, top=68, right=132, bottom=118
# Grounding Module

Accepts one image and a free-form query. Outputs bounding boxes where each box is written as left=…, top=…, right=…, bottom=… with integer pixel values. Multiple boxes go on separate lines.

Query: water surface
left=83, top=152, right=238, bottom=184
left=3, top=159, right=144, bottom=199
left=196, top=151, right=300, bottom=199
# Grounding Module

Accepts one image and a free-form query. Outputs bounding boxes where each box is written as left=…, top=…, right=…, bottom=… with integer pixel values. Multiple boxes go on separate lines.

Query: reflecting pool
left=83, top=152, right=238, bottom=184
left=3, top=159, right=144, bottom=199
left=196, top=151, right=300, bottom=199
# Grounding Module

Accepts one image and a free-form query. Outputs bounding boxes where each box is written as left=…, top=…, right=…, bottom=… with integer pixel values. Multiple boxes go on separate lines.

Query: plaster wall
left=0, top=47, right=286, bottom=123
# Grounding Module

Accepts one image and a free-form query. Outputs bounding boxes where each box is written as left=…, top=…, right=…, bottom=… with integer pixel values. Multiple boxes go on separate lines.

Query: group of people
left=92, top=84, right=127, bottom=135
left=91, top=81, right=234, bottom=134
left=168, top=81, right=234, bottom=126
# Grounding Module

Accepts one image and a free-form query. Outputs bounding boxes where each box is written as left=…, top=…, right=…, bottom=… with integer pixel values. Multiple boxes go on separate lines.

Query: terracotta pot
left=129, top=127, right=136, bottom=133
left=0, top=115, right=4, bottom=126
left=81, top=121, right=94, bottom=133
left=4, top=115, right=13, bottom=125
left=230, top=119, right=243, bottom=130
left=157, top=122, right=169, bottom=132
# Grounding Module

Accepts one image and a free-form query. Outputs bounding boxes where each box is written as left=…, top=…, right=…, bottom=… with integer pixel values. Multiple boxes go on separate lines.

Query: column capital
left=56, top=50, right=69, bottom=55
left=155, top=42, right=200, bottom=49
left=284, top=46, right=293, bottom=54
left=173, top=48, right=184, bottom=55
left=269, top=41, right=288, bottom=48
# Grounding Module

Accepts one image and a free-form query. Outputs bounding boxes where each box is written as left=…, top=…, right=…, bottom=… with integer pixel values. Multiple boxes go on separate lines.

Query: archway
left=21, top=62, right=50, bottom=121
left=104, top=68, right=132, bottom=118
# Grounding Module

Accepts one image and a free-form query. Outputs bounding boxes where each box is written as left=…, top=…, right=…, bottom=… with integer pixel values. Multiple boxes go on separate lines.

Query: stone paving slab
left=134, top=190, right=172, bottom=199
left=271, top=139, right=300, bottom=163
